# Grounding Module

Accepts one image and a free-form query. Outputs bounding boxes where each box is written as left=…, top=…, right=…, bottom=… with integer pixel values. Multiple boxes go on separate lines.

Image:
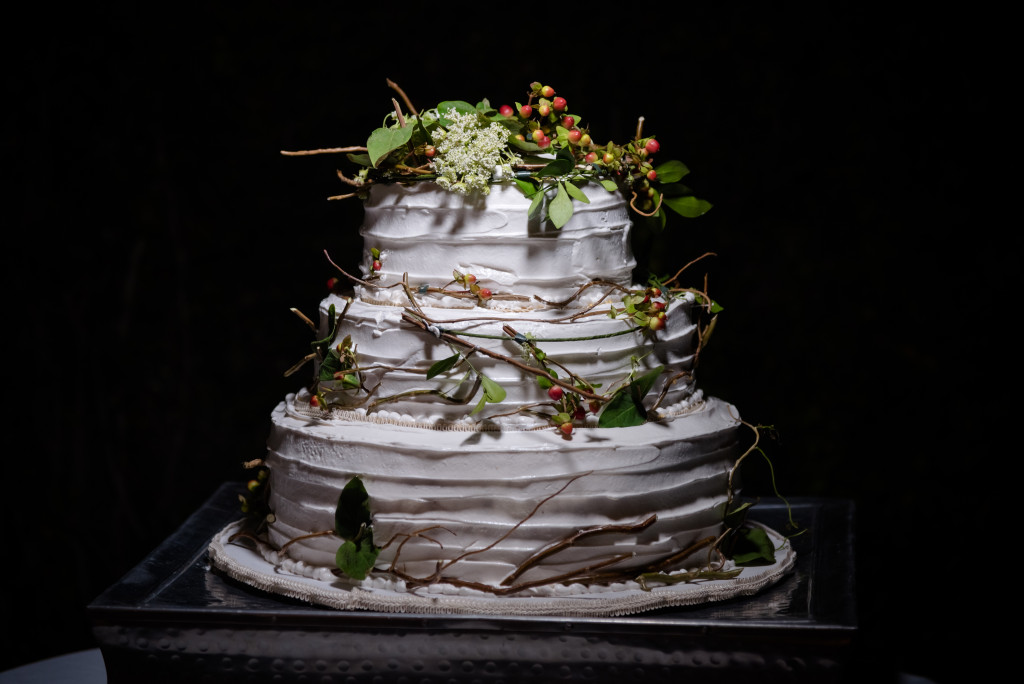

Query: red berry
left=573, top=406, right=586, bottom=420
left=567, top=129, right=582, bottom=143
left=548, top=386, right=564, bottom=401
left=579, top=133, right=592, bottom=146
left=499, top=104, right=514, bottom=117
left=540, top=85, right=555, bottom=98
left=424, top=144, right=436, bottom=158
left=649, top=316, right=666, bottom=331
left=648, top=287, right=662, bottom=297
left=519, top=104, right=533, bottom=118
left=372, top=260, right=382, bottom=271
left=478, top=288, right=492, bottom=300
left=552, top=97, right=567, bottom=111
left=537, top=103, right=551, bottom=117
left=651, top=301, right=666, bottom=312
left=645, top=139, right=660, bottom=154
left=561, top=115, right=575, bottom=129
left=531, top=128, right=545, bottom=142
left=310, top=395, right=320, bottom=407
left=538, top=136, right=551, bottom=148
left=585, top=151, right=598, bottom=164
left=464, top=273, right=477, bottom=284
left=646, top=169, right=658, bottom=181
left=602, top=152, right=615, bottom=164
left=559, top=422, right=574, bottom=436
left=327, top=276, right=339, bottom=290
left=588, top=400, right=601, bottom=414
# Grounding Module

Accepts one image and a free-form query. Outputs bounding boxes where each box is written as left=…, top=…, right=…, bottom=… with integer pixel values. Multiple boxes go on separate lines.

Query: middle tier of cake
left=314, top=290, right=700, bottom=427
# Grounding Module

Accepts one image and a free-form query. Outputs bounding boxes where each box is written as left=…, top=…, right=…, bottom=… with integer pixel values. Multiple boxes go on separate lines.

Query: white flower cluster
left=432, top=109, right=520, bottom=195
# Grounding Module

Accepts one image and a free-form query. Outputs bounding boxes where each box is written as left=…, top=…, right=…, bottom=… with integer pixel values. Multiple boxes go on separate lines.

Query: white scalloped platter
left=208, top=520, right=796, bottom=617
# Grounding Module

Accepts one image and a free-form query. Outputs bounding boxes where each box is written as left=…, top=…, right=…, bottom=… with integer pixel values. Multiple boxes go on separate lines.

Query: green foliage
left=722, top=501, right=778, bottom=566
left=333, top=477, right=381, bottom=580
left=598, top=366, right=664, bottom=428
left=472, top=373, right=507, bottom=414
left=316, top=81, right=712, bottom=232
left=335, top=477, right=372, bottom=538
left=729, top=526, right=776, bottom=566
left=426, top=353, right=461, bottom=379
left=336, top=536, right=378, bottom=581
left=367, top=126, right=415, bottom=168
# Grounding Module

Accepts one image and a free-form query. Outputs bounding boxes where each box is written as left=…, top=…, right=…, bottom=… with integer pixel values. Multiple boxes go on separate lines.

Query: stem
left=501, top=515, right=656, bottom=585
left=280, top=146, right=367, bottom=156
left=391, top=98, right=406, bottom=128
left=402, top=312, right=606, bottom=402
left=386, top=78, right=419, bottom=117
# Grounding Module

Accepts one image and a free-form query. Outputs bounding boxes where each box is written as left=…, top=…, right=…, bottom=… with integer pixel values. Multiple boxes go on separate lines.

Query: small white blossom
left=432, top=109, right=520, bottom=195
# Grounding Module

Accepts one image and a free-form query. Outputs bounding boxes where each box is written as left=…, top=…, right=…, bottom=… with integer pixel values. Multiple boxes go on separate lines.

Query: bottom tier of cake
left=261, top=392, right=746, bottom=590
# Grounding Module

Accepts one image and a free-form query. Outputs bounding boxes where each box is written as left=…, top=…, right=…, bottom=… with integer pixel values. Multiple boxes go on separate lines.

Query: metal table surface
left=89, top=483, right=857, bottom=683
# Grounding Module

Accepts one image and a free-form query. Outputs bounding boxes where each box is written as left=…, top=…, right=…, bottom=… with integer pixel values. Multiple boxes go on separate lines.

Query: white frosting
left=262, top=181, right=743, bottom=591
left=266, top=393, right=742, bottom=587
left=317, top=291, right=698, bottom=425
left=359, top=183, right=635, bottom=304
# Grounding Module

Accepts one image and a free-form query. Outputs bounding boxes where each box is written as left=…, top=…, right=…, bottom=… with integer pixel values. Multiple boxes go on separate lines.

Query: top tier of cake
left=356, top=182, right=635, bottom=306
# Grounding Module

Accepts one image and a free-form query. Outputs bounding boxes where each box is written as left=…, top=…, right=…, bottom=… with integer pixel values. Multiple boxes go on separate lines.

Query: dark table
left=89, top=484, right=858, bottom=683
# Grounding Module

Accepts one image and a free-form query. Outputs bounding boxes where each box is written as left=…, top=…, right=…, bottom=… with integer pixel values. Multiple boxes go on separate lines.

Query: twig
left=280, top=146, right=367, bottom=156
left=501, top=515, right=657, bottom=585
left=629, top=190, right=664, bottom=216
left=401, top=312, right=605, bottom=402
left=386, top=78, right=419, bottom=118
left=391, top=98, right=406, bottom=128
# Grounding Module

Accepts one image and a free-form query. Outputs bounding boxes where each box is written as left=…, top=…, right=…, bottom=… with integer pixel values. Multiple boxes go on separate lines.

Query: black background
left=2, top=3, right=1012, bottom=681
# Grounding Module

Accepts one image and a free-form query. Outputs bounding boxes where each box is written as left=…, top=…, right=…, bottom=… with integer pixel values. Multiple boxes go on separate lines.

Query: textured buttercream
left=260, top=182, right=744, bottom=591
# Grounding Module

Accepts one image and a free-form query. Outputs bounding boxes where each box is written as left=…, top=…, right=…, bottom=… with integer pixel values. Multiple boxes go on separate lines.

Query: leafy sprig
left=282, top=80, right=712, bottom=229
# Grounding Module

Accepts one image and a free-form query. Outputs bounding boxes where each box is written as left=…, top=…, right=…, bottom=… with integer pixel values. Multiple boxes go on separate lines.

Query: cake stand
left=89, top=483, right=857, bottom=683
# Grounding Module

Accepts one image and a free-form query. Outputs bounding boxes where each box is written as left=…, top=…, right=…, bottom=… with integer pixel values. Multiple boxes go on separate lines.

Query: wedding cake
left=210, top=81, right=792, bottom=613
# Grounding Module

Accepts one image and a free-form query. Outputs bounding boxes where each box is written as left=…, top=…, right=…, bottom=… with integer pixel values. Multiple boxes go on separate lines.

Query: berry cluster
left=312, top=335, right=363, bottom=408
left=545, top=383, right=592, bottom=437
left=369, top=247, right=383, bottom=275
left=239, top=466, right=271, bottom=521
left=451, top=269, right=492, bottom=302
left=609, top=286, right=670, bottom=332
left=494, top=82, right=663, bottom=198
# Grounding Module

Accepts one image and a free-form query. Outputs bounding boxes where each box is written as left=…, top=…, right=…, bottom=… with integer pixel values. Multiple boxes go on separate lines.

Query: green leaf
left=480, top=374, right=506, bottom=403
left=630, top=365, right=664, bottom=398
left=335, top=535, right=379, bottom=580
left=539, top=155, right=574, bottom=178
left=653, top=160, right=690, bottom=184
left=427, top=354, right=461, bottom=379
left=527, top=188, right=545, bottom=218
left=514, top=178, right=540, bottom=197
left=724, top=501, right=754, bottom=529
left=599, top=179, right=619, bottom=192
left=598, top=366, right=664, bottom=428
left=436, top=100, right=477, bottom=121
left=334, top=477, right=372, bottom=540
left=730, top=526, right=777, bottom=566
left=319, top=350, right=343, bottom=382
left=663, top=194, right=713, bottom=218
left=367, top=126, right=414, bottom=168
left=549, top=182, right=574, bottom=228
left=563, top=181, right=590, bottom=204
left=346, top=152, right=372, bottom=168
